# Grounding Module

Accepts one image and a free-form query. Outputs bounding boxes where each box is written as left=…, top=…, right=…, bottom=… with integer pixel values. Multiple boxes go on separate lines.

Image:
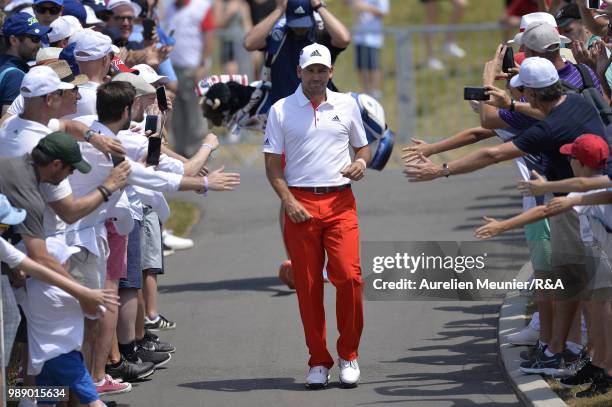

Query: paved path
left=112, top=164, right=523, bottom=407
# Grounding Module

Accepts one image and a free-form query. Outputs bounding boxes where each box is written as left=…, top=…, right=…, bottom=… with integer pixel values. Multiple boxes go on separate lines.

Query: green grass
left=164, top=199, right=201, bottom=237
left=548, top=380, right=612, bottom=407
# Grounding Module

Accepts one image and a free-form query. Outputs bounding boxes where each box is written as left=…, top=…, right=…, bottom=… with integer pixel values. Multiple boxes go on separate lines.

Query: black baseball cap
left=37, top=131, right=92, bottom=173
left=556, top=4, right=581, bottom=28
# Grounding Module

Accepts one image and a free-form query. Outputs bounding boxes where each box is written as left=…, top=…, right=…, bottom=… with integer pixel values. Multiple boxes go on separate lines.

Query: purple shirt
left=499, top=63, right=603, bottom=130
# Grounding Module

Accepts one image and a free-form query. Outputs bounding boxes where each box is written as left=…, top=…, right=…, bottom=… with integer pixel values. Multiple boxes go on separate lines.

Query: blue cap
left=0, top=194, right=26, bottom=225
left=33, top=0, right=63, bottom=5
left=2, top=12, right=51, bottom=37
left=286, top=0, right=313, bottom=28
left=62, top=0, right=86, bottom=23
left=82, top=0, right=107, bottom=14
left=59, top=42, right=79, bottom=75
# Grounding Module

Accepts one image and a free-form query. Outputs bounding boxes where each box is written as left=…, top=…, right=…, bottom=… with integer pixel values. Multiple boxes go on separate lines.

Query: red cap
left=110, top=55, right=138, bottom=75
left=514, top=51, right=526, bottom=66
left=559, top=134, right=609, bottom=169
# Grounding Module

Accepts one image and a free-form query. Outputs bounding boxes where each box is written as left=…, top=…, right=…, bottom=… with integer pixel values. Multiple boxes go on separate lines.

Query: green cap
left=37, top=131, right=92, bottom=173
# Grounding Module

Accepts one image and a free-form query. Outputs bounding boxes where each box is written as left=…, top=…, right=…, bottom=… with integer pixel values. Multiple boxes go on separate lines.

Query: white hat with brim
left=84, top=5, right=104, bottom=25
left=74, top=29, right=118, bottom=61
left=507, top=11, right=571, bottom=45
left=35, top=47, right=63, bottom=63
left=509, top=56, right=560, bottom=89
left=48, top=16, right=75, bottom=43
left=4, top=0, right=33, bottom=12
left=112, top=72, right=156, bottom=96
left=20, top=65, right=74, bottom=98
left=132, top=64, right=169, bottom=84
left=299, top=43, right=332, bottom=69
left=107, top=0, right=142, bottom=17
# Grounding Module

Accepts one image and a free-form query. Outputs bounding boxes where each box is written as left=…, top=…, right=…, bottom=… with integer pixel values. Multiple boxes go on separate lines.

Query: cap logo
left=294, top=6, right=305, bottom=14
left=310, top=49, right=321, bottom=57
left=27, top=17, right=39, bottom=26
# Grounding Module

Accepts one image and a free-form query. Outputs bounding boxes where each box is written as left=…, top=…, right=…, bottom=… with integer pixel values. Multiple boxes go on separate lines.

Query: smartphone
left=146, top=137, right=162, bottom=166
left=464, top=87, right=490, bottom=101
left=502, top=46, right=514, bottom=73
left=142, top=18, right=156, bottom=41
left=156, top=86, right=168, bottom=112
left=587, top=0, right=600, bottom=9
left=145, top=114, right=159, bottom=134
left=111, top=154, right=124, bottom=167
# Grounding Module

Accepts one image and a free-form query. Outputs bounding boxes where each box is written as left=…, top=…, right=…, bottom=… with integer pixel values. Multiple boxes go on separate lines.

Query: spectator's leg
left=136, top=289, right=146, bottom=341
left=143, top=272, right=159, bottom=320
left=370, top=47, right=382, bottom=100
left=423, top=0, right=438, bottom=61
left=117, top=288, right=138, bottom=351
left=91, top=279, right=119, bottom=383
left=447, top=0, right=468, bottom=42
left=585, top=300, right=606, bottom=367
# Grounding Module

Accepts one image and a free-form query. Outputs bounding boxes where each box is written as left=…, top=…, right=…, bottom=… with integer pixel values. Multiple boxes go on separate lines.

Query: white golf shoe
left=506, top=325, right=540, bottom=346
left=162, top=230, right=194, bottom=250
left=306, top=366, right=330, bottom=390
left=339, top=358, right=360, bottom=388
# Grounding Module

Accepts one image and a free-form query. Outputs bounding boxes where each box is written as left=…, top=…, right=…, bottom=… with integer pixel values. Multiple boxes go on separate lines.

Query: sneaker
left=426, top=57, right=445, bottom=71
left=162, top=230, right=194, bottom=251
left=559, top=360, right=604, bottom=388
left=562, top=347, right=581, bottom=365
left=140, top=332, right=176, bottom=354
left=443, top=42, right=466, bottom=58
left=278, top=260, right=294, bottom=289
left=338, top=358, right=360, bottom=388
left=520, top=352, right=570, bottom=377
left=135, top=344, right=172, bottom=368
left=520, top=341, right=545, bottom=361
left=162, top=243, right=175, bottom=257
left=575, top=375, right=612, bottom=398
left=506, top=325, right=539, bottom=346
left=96, top=374, right=132, bottom=395
left=306, top=366, right=330, bottom=390
left=145, top=314, right=176, bottom=331
left=105, top=356, right=155, bottom=382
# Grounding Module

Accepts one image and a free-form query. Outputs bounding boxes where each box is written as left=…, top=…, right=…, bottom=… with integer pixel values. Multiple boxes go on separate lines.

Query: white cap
left=35, top=47, right=63, bottom=64
left=510, top=57, right=559, bottom=89
left=48, top=16, right=75, bottom=43
left=4, top=0, right=32, bottom=12
left=63, top=15, right=84, bottom=34
left=84, top=5, right=103, bottom=25
left=20, top=65, right=74, bottom=98
left=299, top=43, right=332, bottom=69
left=133, top=64, right=169, bottom=84
left=508, top=11, right=571, bottom=45
left=74, top=29, right=119, bottom=61
left=107, top=0, right=142, bottom=17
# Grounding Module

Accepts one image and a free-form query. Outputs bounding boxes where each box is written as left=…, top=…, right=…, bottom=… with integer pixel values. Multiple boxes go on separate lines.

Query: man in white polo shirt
left=263, top=43, right=371, bottom=389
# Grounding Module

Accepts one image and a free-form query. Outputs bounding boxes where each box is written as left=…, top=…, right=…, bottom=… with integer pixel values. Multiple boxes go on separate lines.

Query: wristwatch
left=84, top=129, right=96, bottom=143
left=313, top=1, right=326, bottom=11
left=442, top=163, right=450, bottom=178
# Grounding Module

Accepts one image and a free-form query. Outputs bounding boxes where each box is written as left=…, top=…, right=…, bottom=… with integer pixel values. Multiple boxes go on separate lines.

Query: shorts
left=354, top=45, right=380, bottom=71
left=119, top=221, right=142, bottom=289
left=584, top=241, right=612, bottom=296
left=524, top=219, right=551, bottom=273
left=67, top=245, right=103, bottom=290
left=221, top=40, right=237, bottom=64
left=550, top=211, right=586, bottom=300
left=141, top=207, right=163, bottom=275
left=106, top=221, right=128, bottom=281
left=36, top=350, right=98, bottom=405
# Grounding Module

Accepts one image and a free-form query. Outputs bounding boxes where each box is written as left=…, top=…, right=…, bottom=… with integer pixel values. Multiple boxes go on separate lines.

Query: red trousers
left=283, top=188, right=364, bottom=368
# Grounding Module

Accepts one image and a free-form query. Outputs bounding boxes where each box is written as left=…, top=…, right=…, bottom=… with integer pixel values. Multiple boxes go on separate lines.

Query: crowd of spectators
left=403, top=0, right=612, bottom=399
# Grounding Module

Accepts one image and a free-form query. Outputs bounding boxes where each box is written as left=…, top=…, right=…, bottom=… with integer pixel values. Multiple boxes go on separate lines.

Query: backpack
left=562, top=64, right=612, bottom=126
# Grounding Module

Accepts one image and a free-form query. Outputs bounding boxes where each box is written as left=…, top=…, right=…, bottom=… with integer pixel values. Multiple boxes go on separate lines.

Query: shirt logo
left=294, top=6, right=305, bottom=14
left=263, top=138, right=271, bottom=146
left=310, top=49, right=322, bottom=57
left=332, top=115, right=340, bottom=122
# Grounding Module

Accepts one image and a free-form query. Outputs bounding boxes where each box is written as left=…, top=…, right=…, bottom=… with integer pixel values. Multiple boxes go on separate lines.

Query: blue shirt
left=0, top=55, right=29, bottom=106
left=512, top=94, right=608, bottom=188
left=499, top=63, right=603, bottom=130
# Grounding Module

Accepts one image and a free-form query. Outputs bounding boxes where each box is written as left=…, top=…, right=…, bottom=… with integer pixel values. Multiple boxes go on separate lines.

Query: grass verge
left=164, top=199, right=201, bottom=238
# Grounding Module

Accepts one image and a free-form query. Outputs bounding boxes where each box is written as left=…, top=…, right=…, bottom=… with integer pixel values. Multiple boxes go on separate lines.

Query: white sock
left=94, top=377, right=105, bottom=386
left=566, top=341, right=583, bottom=354
left=544, top=348, right=556, bottom=357
left=539, top=341, right=548, bottom=348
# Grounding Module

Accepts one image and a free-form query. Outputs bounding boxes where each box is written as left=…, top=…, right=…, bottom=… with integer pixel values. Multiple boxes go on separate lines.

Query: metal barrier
left=203, top=23, right=506, bottom=164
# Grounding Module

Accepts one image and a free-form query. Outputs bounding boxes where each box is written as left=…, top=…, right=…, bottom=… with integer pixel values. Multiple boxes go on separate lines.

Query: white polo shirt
left=263, top=84, right=368, bottom=187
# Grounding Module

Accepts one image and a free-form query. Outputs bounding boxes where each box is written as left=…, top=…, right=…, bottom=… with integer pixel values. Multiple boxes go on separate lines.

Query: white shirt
left=263, top=85, right=368, bottom=187
left=17, top=278, right=84, bottom=375
left=166, top=0, right=213, bottom=69
left=352, top=0, right=389, bottom=48
left=0, top=116, right=72, bottom=235
left=570, top=188, right=612, bottom=243
left=0, top=236, right=26, bottom=268
left=64, top=81, right=100, bottom=120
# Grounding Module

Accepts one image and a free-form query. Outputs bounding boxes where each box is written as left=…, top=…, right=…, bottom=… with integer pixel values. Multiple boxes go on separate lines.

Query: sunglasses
left=33, top=4, right=62, bottom=14
left=19, top=34, right=41, bottom=43
left=112, top=15, right=134, bottom=22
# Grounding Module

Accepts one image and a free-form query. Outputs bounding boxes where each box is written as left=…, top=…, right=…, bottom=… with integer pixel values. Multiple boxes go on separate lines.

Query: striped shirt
left=499, top=63, right=603, bottom=130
